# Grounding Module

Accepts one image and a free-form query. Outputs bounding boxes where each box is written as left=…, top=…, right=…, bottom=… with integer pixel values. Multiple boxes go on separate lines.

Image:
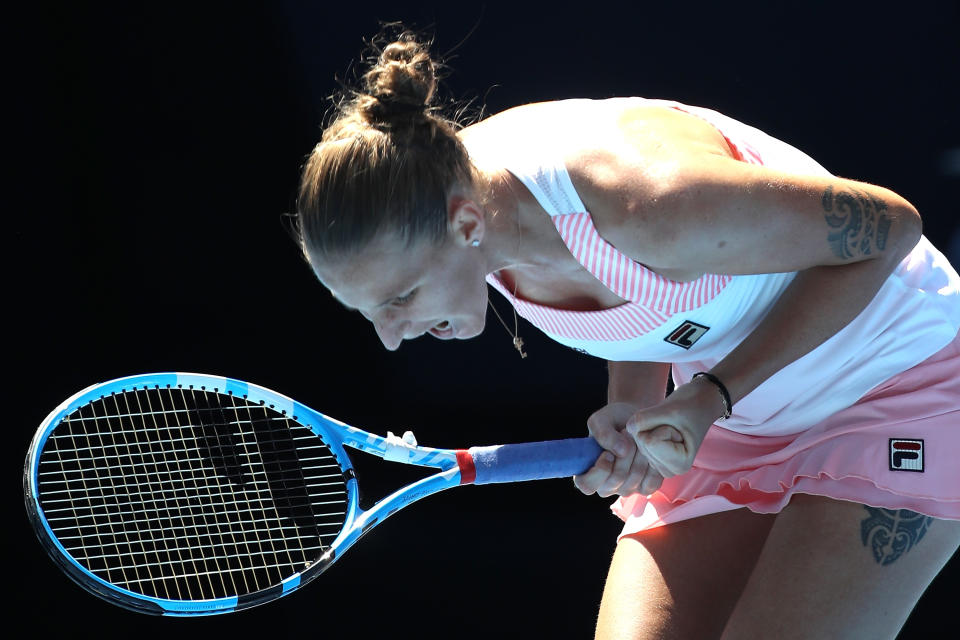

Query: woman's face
left=311, top=232, right=489, bottom=350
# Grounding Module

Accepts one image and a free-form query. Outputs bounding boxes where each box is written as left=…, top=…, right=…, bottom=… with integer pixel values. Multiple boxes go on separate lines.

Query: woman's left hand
left=625, top=377, right=725, bottom=480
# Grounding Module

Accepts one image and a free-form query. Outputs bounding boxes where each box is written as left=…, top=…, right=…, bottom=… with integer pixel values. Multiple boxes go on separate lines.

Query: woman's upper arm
left=569, top=145, right=923, bottom=276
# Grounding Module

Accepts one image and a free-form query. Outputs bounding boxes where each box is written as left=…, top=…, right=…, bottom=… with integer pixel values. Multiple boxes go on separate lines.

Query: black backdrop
left=11, top=2, right=958, bottom=638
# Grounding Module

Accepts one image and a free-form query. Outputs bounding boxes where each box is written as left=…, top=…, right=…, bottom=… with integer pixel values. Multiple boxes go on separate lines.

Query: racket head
left=23, top=372, right=362, bottom=615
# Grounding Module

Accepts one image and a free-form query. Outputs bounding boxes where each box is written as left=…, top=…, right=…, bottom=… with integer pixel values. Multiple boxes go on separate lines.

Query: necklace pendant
left=513, top=335, right=527, bottom=359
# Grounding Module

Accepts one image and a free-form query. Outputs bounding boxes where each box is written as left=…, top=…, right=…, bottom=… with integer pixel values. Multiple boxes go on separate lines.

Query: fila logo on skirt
left=889, top=439, right=924, bottom=472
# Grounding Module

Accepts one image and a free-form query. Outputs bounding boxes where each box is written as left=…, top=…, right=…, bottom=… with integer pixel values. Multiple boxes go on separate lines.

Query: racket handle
left=465, top=437, right=604, bottom=485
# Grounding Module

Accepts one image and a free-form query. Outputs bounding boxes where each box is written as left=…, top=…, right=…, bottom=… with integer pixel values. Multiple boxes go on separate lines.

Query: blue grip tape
left=469, top=437, right=604, bottom=485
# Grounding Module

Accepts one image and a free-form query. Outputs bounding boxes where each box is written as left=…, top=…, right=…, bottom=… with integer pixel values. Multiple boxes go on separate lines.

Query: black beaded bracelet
left=692, top=372, right=733, bottom=420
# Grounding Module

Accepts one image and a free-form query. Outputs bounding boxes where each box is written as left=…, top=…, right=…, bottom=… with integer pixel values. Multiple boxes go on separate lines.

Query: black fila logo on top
left=889, top=439, right=924, bottom=472
left=665, top=320, right=710, bottom=349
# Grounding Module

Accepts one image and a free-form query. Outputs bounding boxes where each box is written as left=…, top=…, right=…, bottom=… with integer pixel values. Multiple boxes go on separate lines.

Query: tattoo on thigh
left=860, top=506, right=934, bottom=566
left=821, top=184, right=892, bottom=260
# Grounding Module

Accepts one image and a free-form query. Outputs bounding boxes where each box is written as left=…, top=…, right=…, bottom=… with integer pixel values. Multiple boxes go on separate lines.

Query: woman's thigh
left=595, top=507, right=776, bottom=640
left=721, top=494, right=960, bottom=640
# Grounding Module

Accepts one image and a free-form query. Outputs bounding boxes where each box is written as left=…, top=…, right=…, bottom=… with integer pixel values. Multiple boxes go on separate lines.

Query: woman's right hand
left=573, top=402, right=665, bottom=498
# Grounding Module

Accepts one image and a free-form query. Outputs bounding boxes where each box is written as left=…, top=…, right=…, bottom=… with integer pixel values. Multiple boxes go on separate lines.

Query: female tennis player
left=293, top=32, right=960, bottom=639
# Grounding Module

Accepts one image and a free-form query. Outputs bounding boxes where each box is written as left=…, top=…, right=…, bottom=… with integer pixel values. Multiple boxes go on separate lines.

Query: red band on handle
left=456, top=450, right=476, bottom=485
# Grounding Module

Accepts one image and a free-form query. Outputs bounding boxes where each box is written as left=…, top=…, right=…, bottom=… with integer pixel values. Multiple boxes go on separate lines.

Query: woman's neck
left=475, top=166, right=557, bottom=276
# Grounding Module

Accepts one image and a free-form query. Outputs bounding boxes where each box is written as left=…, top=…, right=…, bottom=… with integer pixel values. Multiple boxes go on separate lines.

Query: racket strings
left=36, top=385, right=349, bottom=602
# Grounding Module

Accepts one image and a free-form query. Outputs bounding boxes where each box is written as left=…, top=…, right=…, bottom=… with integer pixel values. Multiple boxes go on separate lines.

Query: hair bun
left=298, top=26, right=474, bottom=262
left=362, top=35, right=436, bottom=120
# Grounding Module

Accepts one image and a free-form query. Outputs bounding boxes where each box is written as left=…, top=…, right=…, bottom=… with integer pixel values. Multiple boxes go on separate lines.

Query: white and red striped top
left=489, top=211, right=733, bottom=342
left=484, top=99, right=767, bottom=345
left=469, top=98, right=960, bottom=436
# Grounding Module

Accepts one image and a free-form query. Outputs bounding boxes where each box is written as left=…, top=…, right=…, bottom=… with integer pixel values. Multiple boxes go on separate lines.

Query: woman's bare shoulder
left=559, top=102, right=737, bottom=236
left=463, top=99, right=735, bottom=199
left=565, top=100, right=736, bottom=183
left=462, top=98, right=731, bottom=150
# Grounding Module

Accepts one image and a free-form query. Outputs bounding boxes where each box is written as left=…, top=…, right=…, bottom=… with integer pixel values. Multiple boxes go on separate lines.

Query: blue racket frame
left=24, top=372, right=602, bottom=616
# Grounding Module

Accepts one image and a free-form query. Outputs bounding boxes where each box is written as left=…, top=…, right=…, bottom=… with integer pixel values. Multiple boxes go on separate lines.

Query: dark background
left=10, top=2, right=958, bottom=638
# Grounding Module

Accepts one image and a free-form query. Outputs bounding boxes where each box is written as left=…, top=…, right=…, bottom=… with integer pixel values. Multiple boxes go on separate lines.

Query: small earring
left=471, top=239, right=480, bottom=247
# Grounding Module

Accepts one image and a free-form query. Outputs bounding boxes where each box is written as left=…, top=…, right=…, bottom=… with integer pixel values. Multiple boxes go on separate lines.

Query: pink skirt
left=612, top=330, right=960, bottom=536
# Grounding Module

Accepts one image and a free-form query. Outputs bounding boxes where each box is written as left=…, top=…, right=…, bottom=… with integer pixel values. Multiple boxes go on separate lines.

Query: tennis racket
left=24, top=372, right=602, bottom=616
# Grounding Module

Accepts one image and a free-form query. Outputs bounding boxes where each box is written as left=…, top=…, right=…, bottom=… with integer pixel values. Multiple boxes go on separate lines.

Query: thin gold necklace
left=487, top=200, right=527, bottom=359
left=488, top=290, right=526, bottom=358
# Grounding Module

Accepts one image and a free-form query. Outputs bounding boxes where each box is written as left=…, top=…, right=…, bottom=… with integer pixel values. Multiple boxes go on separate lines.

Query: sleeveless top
left=464, top=98, right=960, bottom=437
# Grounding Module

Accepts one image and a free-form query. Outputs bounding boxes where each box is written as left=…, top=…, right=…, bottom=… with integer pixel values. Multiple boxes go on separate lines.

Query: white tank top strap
left=505, top=153, right=588, bottom=218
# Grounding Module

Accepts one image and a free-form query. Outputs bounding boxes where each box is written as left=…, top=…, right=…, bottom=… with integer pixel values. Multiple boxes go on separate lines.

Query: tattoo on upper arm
left=860, top=506, right=934, bottom=566
left=821, top=185, right=892, bottom=260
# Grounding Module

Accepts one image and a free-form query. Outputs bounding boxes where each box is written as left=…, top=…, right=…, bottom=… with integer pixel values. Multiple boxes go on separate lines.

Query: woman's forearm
left=608, top=360, right=672, bottom=407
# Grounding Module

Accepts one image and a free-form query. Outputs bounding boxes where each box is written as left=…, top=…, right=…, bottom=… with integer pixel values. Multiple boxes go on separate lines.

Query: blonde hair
left=296, top=31, right=474, bottom=262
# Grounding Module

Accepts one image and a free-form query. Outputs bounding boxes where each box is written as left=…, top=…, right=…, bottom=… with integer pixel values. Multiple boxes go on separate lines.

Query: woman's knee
left=596, top=508, right=775, bottom=640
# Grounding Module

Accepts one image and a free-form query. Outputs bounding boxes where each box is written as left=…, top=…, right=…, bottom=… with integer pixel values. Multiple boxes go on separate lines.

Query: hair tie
left=373, top=95, right=426, bottom=117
